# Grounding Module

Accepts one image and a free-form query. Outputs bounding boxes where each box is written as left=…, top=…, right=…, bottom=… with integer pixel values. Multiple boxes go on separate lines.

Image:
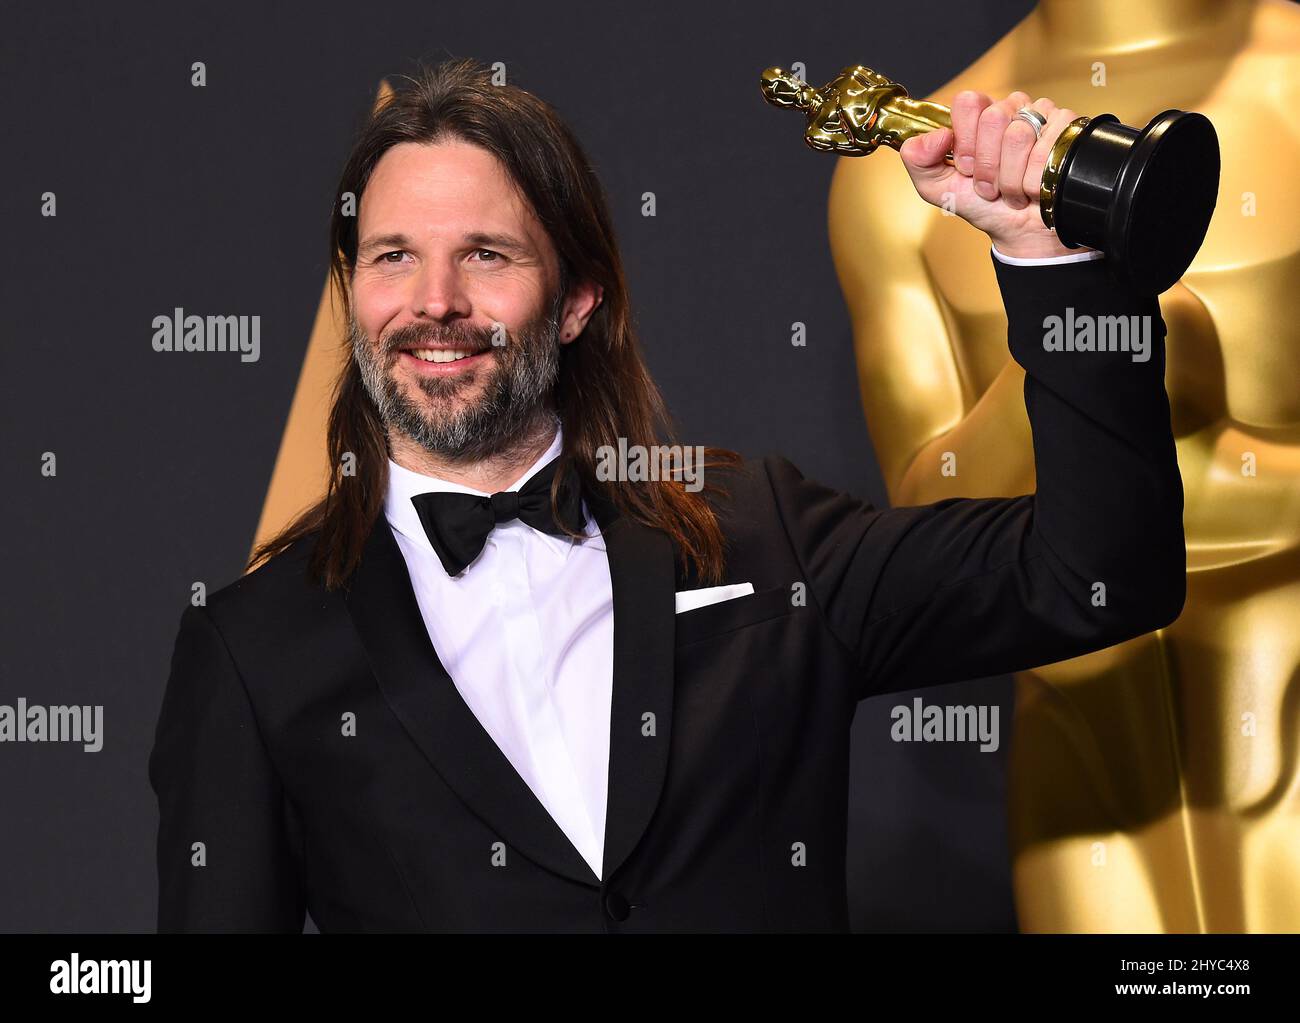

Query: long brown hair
left=250, top=56, right=742, bottom=589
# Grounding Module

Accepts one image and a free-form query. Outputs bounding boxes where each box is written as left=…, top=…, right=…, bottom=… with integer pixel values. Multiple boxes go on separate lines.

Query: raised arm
left=768, top=251, right=1185, bottom=699
left=770, top=87, right=1186, bottom=699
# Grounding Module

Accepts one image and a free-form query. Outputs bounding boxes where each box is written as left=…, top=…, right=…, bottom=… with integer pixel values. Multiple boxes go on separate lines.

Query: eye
left=471, top=248, right=504, bottom=263
left=376, top=250, right=409, bottom=264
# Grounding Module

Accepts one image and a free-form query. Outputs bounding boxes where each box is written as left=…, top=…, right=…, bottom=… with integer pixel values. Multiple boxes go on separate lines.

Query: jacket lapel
left=344, top=498, right=676, bottom=888
left=590, top=497, right=676, bottom=881
left=346, top=516, right=599, bottom=887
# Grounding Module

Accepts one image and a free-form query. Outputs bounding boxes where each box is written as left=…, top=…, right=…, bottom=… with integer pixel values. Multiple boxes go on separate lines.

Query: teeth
left=410, top=348, right=476, bottom=363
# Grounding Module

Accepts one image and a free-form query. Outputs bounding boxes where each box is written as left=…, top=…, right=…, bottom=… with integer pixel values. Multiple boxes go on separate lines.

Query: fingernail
left=958, top=156, right=974, bottom=175
left=975, top=180, right=997, bottom=200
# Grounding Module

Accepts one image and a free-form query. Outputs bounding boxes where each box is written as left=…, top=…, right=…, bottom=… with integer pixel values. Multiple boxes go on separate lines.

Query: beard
left=349, top=286, right=565, bottom=463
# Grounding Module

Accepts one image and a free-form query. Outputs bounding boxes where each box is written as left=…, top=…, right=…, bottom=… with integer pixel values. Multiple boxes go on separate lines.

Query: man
left=148, top=58, right=1185, bottom=932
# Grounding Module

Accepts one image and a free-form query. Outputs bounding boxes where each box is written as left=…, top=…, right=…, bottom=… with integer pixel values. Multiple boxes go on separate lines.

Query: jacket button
left=603, top=891, right=630, bottom=921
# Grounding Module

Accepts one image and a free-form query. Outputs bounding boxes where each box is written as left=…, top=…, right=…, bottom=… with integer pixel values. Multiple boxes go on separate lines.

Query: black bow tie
left=409, top=456, right=587, bottom=576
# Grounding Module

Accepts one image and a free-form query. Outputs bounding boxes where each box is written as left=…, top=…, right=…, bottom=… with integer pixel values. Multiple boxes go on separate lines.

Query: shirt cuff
left=990, top=242, right=1105, bottom=266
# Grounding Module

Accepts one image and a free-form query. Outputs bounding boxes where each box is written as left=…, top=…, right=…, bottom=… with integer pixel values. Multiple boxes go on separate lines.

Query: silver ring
left=1015, top=107, right=1047, bottom=140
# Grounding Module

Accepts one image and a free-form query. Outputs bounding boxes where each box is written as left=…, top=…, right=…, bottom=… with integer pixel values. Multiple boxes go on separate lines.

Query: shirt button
left=603, top=891, right=630, bottom=921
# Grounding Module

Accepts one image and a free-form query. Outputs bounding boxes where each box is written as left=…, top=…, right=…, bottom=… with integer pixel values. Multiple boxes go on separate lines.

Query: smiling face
left=350, top=138, right=587, bottom=462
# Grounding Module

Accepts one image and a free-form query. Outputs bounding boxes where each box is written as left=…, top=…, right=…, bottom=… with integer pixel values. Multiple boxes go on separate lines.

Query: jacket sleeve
left=766, top=252, right=1187, bottom=700
left=148, top=603, right=306, bottom=932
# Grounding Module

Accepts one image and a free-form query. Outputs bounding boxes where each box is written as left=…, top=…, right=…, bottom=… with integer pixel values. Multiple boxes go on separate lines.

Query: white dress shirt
left=379, top=246, right=1098, bottom=882
left=384, top=425, right=614, bottom=881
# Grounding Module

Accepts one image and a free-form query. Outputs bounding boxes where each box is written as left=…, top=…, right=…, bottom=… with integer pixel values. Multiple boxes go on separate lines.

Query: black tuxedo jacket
left=149, top=255, right=1186, bottom=932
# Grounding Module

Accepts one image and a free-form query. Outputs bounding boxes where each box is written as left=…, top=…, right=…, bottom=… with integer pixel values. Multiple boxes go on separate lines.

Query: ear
left=558, top=277, right=604, bottom=344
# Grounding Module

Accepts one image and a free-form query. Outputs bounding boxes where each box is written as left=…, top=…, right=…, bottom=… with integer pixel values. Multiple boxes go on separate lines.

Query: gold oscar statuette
left=760, top=64, right=1220, bottom=294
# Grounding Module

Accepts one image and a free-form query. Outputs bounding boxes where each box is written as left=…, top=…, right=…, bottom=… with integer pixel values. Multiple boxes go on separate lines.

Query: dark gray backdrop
left=0, top=0, right=1037, bottom=932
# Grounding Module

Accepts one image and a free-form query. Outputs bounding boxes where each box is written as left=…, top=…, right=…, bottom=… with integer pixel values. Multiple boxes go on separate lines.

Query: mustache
left=378, top=321, right=498, bottom=355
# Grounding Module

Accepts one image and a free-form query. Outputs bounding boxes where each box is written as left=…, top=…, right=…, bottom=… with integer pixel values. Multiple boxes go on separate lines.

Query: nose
left=411, top=258, right=472, bottom=322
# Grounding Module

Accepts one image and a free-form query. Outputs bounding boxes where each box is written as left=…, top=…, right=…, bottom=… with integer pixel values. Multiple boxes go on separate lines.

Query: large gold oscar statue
left=827, top=0, right=1300, bottom=931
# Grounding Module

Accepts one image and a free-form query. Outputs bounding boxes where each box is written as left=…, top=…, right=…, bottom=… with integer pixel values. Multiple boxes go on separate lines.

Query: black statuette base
left=1053, top=109, right=1220, bottom=295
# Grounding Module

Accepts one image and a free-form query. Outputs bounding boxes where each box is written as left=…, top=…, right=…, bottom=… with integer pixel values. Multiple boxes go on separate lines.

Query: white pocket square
left=674, top=582, right=755, bottom=614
